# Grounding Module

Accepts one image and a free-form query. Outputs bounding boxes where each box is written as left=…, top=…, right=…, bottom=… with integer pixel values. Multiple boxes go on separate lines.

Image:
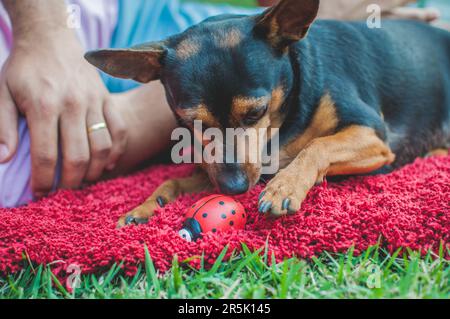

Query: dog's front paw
left=117, top=196, right=166, bottom=228
left=258, top=169, right=312, bottom=217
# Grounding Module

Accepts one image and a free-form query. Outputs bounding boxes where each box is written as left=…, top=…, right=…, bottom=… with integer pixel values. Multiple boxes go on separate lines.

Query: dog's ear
left=255, top=0, right=320, bottom=49
left=84, top=42, right=167, bottom=83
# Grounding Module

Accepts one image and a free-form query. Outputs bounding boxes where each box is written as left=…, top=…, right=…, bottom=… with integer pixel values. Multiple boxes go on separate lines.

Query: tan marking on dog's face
left=279, top=94, right=338, bottom=167
left=231, top=86, right=285, bottom=126
left=230, top=87, right=286, bottom=187
left=231, top=95, right=270, bottom=121
left=176, top=39, right=201, bottom=60
left=214, top=28, right=243, bottom=48
left=183, top=88, right=287, bottom=192
left=176, top=104, right=220, bottom=128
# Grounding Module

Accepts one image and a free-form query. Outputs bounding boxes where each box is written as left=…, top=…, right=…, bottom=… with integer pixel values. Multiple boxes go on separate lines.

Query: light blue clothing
left=104, top=0, right=261, bottom=92
left=428, top=0, right=450, bottom=21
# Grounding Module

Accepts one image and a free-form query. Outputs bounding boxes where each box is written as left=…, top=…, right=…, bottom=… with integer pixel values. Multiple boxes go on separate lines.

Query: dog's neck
left=278, top=34, right=325, bottom=146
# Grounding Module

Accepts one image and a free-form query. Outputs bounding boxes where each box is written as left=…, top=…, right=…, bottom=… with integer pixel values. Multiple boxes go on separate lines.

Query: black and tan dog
left=86, top=0, right=450, bottom=227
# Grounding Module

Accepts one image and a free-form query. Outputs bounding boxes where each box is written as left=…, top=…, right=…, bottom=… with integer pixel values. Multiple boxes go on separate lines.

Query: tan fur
left=264, top=17, right=282, bottom=49
left=260, top=125, right=396, bottom=216
left=279, top=94, right=338, bottom=167
left=176, top=39, right=201, bottom=60
left=231, top=86, right=285, bottom=125
left=214, top=28, right=243, bottom=48
left=268, top=86, right=285, bottom=128
left=426, top=149, right=449, bottom=157
left=233, top=87, right=286, bottom=185
left=177, top=104, right=221, bottom=128
left=269, top=86, right=285, bottom=112
left=117, top=171, right=211, bottom=228
left=324, top=126, right=396, bottom=176
left=231, top=96, right=270, bottom=120
left=257, top=0, right=318, bottom=49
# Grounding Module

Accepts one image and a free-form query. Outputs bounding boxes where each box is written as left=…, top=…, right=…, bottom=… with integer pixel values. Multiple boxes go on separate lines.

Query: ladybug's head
left=179, top=218, right=202, bottom=242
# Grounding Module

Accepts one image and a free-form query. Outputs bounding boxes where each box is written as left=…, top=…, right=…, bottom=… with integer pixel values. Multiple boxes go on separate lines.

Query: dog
left=85, top=0, right=450, bottom=227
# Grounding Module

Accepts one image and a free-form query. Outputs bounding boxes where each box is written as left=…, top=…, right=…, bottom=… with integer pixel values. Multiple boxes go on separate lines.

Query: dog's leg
left=117, top=170, right=211, bottom=228
left=258, top=125, right=396, bottom=216
left=426, top=149, right=449, bottom=158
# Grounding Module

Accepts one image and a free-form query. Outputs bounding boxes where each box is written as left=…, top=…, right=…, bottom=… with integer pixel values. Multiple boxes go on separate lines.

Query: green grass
left=0, top=245, right=448, bottom=299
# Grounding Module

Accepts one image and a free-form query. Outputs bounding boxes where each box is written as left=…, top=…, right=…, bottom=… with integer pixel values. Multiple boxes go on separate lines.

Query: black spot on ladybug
left=230, top=221, right=234, bottom=226
left=202, top=213, right=208, bottom=218
left=219, top=201, right=225, bottom=205
left=242, top=214, right=245, bottom=218
left=221, top=214, right=227, bottom=219
left=231, top=210, right=236, bottom=215
left=212, top=228, right=217, bottom=233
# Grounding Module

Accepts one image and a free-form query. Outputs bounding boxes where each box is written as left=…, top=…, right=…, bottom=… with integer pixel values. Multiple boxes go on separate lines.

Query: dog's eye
left=243, top=105, right=268, bottom=126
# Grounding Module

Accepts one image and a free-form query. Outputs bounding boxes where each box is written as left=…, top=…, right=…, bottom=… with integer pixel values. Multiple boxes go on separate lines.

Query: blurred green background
left=185, top=0, right=258, bottom=7
left=185, top=0, right=433, bottom=6
left=184, top=0, right=449, bottom=22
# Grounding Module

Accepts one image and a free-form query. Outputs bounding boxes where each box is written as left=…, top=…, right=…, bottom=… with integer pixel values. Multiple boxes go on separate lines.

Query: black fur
left=159, top=16, right=450, bottom=167
left=86, top=10, right=450, bottom=169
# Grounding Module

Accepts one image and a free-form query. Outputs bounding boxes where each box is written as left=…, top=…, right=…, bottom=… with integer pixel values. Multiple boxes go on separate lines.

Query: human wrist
left=13, top=26, right=82, bottom=53
left=3, top=0, right=70, bottom=40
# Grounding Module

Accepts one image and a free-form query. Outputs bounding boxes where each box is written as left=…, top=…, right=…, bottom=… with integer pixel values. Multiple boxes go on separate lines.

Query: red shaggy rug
left=0, top=156, right=449, bottom=279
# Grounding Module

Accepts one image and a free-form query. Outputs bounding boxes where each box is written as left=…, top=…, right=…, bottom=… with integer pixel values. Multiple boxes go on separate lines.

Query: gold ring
left=87, top=122, right=107, bottom=134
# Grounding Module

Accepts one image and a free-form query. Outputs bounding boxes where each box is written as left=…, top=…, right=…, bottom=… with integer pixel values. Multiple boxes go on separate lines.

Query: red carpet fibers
left=0, top=156, right=449, bottom=279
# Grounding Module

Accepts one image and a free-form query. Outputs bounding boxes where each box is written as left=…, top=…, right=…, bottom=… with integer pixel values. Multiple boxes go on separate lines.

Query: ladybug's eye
left=179, top=229, right=192, bottom=242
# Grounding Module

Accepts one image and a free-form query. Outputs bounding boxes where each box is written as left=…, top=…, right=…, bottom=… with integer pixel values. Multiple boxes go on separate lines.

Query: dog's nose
left=216, top=166, right=249, bottom=195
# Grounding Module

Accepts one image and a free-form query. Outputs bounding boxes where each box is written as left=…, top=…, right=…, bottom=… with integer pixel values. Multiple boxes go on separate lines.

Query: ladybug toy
left=179, top=195, right=247, bottom=242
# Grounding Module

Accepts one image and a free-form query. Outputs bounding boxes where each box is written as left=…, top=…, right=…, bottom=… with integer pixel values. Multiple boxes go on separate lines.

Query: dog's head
left=86, top=0, right=319, bottom=194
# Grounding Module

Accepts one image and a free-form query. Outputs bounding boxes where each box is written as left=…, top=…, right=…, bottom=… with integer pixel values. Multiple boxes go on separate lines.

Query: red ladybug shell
left=185, top=195, right=247, bottom=234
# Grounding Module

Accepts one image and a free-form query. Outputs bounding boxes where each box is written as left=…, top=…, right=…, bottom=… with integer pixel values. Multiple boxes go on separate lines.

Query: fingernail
left=0, top=144, right=9, bottom=162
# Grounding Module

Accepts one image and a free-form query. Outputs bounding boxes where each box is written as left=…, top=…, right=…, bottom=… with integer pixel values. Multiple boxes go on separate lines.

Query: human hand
left=0, top=28, right=127, bottom=197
